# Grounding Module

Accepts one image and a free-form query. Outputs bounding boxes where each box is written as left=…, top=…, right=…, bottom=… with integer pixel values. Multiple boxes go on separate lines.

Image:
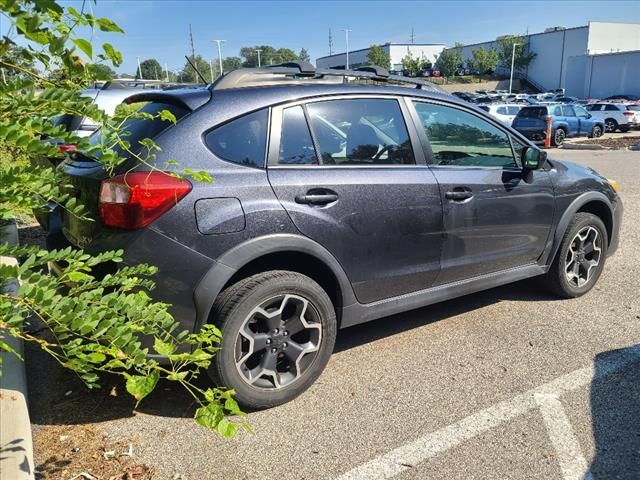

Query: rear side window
left=586, top=104, right=602, bottom=111
left=205, top=109, right=268, bottom=168
left=496, top=107, right=507, bottom=115
left=89, top=102, right=189, bottom=157
left=562, top=105, right=576, bottom=116
left=306, top=99, right=415, bottom=165
left=604, top=104, right=619, bottom=111
left=277, top=106, right=317, bottom=165
left=507, top=106, right=521, bottom=115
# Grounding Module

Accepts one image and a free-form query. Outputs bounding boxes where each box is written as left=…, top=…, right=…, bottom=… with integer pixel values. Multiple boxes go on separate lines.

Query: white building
left=316, top=43, right=446, bottom=73
left=459, top=21, right=640, bottom=98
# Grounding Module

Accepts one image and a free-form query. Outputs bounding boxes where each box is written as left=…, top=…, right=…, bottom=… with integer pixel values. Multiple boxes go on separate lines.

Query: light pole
left=342, top=28, right=352, bottom=70
left=209, top=59, right=215, bottom=83
left=255, top=49, right=262, bottom=67
left=509, top=43, right=520, bottom=94
left=212, top=39, right=226, bottom=76
left=137, top=56, right=143, bottom=79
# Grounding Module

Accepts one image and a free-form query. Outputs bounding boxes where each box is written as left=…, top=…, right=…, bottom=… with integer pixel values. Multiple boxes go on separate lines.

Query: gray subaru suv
left=51, top=63, right=622, bottom=408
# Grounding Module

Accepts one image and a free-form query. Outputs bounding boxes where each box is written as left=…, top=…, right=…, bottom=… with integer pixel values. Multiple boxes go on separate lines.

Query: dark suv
left=51, top=63, right=622, bottom=408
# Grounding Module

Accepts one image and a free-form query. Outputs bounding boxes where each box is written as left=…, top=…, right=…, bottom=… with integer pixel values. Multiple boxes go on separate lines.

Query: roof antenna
left=185, top=55, right=208, bottom=84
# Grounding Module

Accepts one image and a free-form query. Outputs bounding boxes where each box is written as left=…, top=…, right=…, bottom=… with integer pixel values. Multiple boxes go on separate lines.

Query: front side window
left=306, top=99, right=415, bottom=165
left=205, top=109, right=268, bottom=168
left=277, top=106, right=317, bottom=165
left=413, top=101, right=517, bottom=168
left=574, top=105, right=589, bottom=118
left=586, top=104, right=602, bottom=111
left=562, top=105, right=576, bottom=117
left=507, top=106, right=521, bottom=115
left=497, top=106, right=508, bottom=115
left=553, top=106, right=563, bottom=116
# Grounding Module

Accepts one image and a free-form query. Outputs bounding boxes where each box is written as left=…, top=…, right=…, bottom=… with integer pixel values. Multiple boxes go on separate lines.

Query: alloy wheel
left=592, top=125, right=602, bottom=138
left=235, top=294, right=322, bottom=389
left=554, top=129, right=565, bottom=145
left=565, top=226, right=602, bottom=288
left=605, top=119, right=617, bottom=132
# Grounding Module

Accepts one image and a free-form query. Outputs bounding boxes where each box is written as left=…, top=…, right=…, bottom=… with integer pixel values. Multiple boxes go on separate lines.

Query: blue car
left=512, top=103, right=605, bottom=146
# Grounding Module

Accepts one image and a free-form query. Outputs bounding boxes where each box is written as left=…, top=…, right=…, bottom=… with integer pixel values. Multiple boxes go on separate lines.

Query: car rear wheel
left=546, top=213, right=608, bottom=298
left=604, top=118, right=618, bottom=132
left=591, top=125, right=603, bottom=138
left=552, top=128, right=566, bottom=146
left=208, top=270, right=337, bottom=409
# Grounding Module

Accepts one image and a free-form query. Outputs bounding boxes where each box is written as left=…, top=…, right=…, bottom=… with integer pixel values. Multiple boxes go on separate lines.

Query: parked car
left=477, top=103, right=522, bottom=126
left=585, top=103, right=635, bottom=132
left=625, top=104, right=640, bottom=128
left=47, top=64, right=622, bottom=408
left=451, top=91, right=476, bottom=102
left=553, top=96, right=580, bottom=104
left=603, top=94, right=639, bottom=102
left=512, top=103, right=605, bottom=146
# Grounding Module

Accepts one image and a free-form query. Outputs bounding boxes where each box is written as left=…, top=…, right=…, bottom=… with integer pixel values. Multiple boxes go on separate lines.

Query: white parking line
left=336, top=345, right=640, bottom=480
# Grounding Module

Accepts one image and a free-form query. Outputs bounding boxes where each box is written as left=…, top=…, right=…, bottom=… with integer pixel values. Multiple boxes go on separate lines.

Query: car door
left=574, top=104, right=594, bottom=135
left=267, top=96, right=444, bottom=304
left=561, top=105, right=579, bottom=135
left=408, top=99, right=555, bottom=285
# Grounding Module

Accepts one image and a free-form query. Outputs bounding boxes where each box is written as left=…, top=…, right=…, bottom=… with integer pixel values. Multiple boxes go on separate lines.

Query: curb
left=0, top=220, right=35, bottom=480
left=560, top=143, right=605, bottom=150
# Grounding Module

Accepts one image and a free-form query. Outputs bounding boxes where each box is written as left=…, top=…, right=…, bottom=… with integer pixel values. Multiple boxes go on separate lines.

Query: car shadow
left=588, top=345, right=640, bottom=479
left=27, top=277, right=558, bottom=425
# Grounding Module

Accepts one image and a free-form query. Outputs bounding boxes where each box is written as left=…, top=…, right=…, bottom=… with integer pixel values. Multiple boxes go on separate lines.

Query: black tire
left=591, top=124, right=603, bottom=138
left=604, top=118, right=618, bottom=133
left=208, top=270, right=337, bottom=409
left=546, top=213, right=608, bottom=299
left=552, top=127, right=566, bottom=147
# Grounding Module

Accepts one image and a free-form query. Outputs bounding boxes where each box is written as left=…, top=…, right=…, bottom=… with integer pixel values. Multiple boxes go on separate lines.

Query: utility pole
left=165, top=62, right=169, bottom=82
left=209, top=59, right=214, bottom=82
left=189, top=23, right=196, bottom=60
left=212, top=39, right=226, bottom=77
left=509, top=43, right=520, bottom=94
left=329, top=28, right=333, bottom=55
left=136, top=56, right=142, bottom=79
left=154, top=65, right=159, bottom=80
left=255, top=48, right=262, bottom=67
left=342, top=29, right=352, bottom=70
left=410, top=27, right=415, bottom=44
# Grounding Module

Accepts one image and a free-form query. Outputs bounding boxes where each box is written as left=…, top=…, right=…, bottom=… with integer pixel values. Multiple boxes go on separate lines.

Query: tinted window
left=496, top=107, right=507, bottom=115
left=586, top=104, right=602, bottom=111
left=562, top=105, right=576, bottom=116
left=413, top=102, right=516, bottom=168
left=306, top=99, right=414, bottom=165
left=553, top=106, right=563, bottom=116
left=478, top=106, right=490, bottom=112
left=205, top=109, right=268, bottom=168
left=574, top=105, right=589, bottom=117
left=604, top=104, right=619, bottom=111
left=277, top=106, right=317, bottom=165
left=517, top=107, right=547, bottom=118
left=89, top=102, right=188, bottom=157
left=507, top=106, right=521, bottom=115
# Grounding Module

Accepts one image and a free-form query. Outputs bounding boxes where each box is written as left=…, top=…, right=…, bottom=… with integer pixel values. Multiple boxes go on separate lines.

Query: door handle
left=295, top=193, right=338, bottom=205
left=445, top=189, right=473, bottom=201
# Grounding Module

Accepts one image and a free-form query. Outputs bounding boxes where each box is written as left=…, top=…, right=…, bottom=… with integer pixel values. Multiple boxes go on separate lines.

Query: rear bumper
left=514, top=127, right=547, bottom=142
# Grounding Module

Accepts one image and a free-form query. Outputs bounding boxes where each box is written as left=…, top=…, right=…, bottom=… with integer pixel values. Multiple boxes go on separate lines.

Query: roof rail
left=210, top=65, right=446, bottom=93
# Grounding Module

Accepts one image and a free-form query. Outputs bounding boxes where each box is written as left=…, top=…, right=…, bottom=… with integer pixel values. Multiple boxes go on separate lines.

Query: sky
left=3, top=0, right=640, bottom=74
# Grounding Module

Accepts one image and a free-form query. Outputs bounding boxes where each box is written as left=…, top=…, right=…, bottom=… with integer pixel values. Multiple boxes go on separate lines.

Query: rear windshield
left=627, top=105, right=640, bottom=111
left=89, top=102, right=188, bottom=157
left=517, top=107, right=547, bottom=118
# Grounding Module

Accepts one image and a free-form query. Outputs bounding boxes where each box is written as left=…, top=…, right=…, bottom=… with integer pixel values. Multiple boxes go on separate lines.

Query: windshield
left=517, top=107, right=547, bottom=118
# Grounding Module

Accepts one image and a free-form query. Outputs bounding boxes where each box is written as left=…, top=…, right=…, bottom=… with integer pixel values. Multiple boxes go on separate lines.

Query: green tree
left=275, top=48, right=298, bottom=63
left=366, top=44, right=391, bottom=70
left=179, top=54, right=213, bottom=83
left=496, top=35, right=536, bottom=72
left=400, top=50, right=428, bottom=77
left=467, top=47, right=499, bottom=80
left=0, top=0, right=246, bottom=438
left=240, top=45, right=277, bottom=67
left=138, top=58, right=162, bottom=80
left=222, top=56, right=242, bottom=72
left=435, top=43, right=463, bottom=81
left=298, top=48, right=310, bottom=63
left=91, top=63, right=116, bottom=79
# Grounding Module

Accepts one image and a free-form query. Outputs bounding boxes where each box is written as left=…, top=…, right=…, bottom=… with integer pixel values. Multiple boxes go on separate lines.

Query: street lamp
left=342, top=28, right=352, bottom=70
left=212, top=39, right=226, bottom=77
left=254, top=49, right=262, bottom=67
left=509, top=43, right=520, bottom=94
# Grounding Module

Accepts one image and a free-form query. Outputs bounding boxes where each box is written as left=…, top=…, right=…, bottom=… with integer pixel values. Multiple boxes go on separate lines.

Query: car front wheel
left=208, top=270, right=337, bottom=409
left=604, top=118, right=618, bottom=132
left=546, top=212, right=608, bottom=298
left=591, top=125, right=603, bottom=138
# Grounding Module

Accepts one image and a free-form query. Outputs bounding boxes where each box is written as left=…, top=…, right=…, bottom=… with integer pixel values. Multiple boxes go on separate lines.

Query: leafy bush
left=0, top=0, right=245, bottom=437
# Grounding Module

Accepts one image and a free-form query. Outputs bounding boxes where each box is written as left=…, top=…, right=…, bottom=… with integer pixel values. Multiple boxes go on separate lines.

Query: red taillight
left=623, top=111, right=634, bottom=116
left=98, top=171, right=192, bottom=229
left=58, top=144, right=77, bottom=153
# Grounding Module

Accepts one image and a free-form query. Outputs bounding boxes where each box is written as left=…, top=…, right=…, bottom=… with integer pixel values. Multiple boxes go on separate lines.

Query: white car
left=478, top=103, right=523, bottom=126
left=624, top=104, right=640, bottom=129
left=585, top=103, right=635, bottom=132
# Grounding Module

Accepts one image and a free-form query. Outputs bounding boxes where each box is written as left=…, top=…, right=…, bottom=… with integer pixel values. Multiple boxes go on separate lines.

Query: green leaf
left=194, top=402, right=224, bottom=432
left=153, top=337, right=176, bottom=356
left=158, top=109, right=177, bottom=124
left=102, top=43, right=123, bottom=66
left=66, top=271, right=93, bottom=283
left=125, top=371, right=159, bottom=404
left=96, top=17, right=124, bottom=33
left=216, top=417, right=239, bottom=438
left=71, top=38, right=93, bottom=59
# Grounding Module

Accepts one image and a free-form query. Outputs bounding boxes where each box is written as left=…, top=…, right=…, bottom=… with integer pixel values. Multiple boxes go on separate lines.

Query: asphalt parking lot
left=29, top=149, right=640, bottom=480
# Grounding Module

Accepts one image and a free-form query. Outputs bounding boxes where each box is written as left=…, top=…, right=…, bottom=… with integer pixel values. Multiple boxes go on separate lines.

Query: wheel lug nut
left=283, top=330, right=289, bottom=336
left=271, top=347, right=277, bottom=353
left=274, top=328, right=279, bottom=334
left=283, top=342, right=288, bottom=349
left=266, top=339, right=272, bottom=345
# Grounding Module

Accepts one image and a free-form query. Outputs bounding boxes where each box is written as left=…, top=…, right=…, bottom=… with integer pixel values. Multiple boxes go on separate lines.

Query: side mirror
left=587, top=113, right=592, bottom=119
left=522, top=147, right=547, bottom=170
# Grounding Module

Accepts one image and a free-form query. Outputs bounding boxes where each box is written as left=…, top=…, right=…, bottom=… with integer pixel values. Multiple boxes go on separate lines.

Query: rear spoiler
left=123, top=88, right=211, bottom=112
